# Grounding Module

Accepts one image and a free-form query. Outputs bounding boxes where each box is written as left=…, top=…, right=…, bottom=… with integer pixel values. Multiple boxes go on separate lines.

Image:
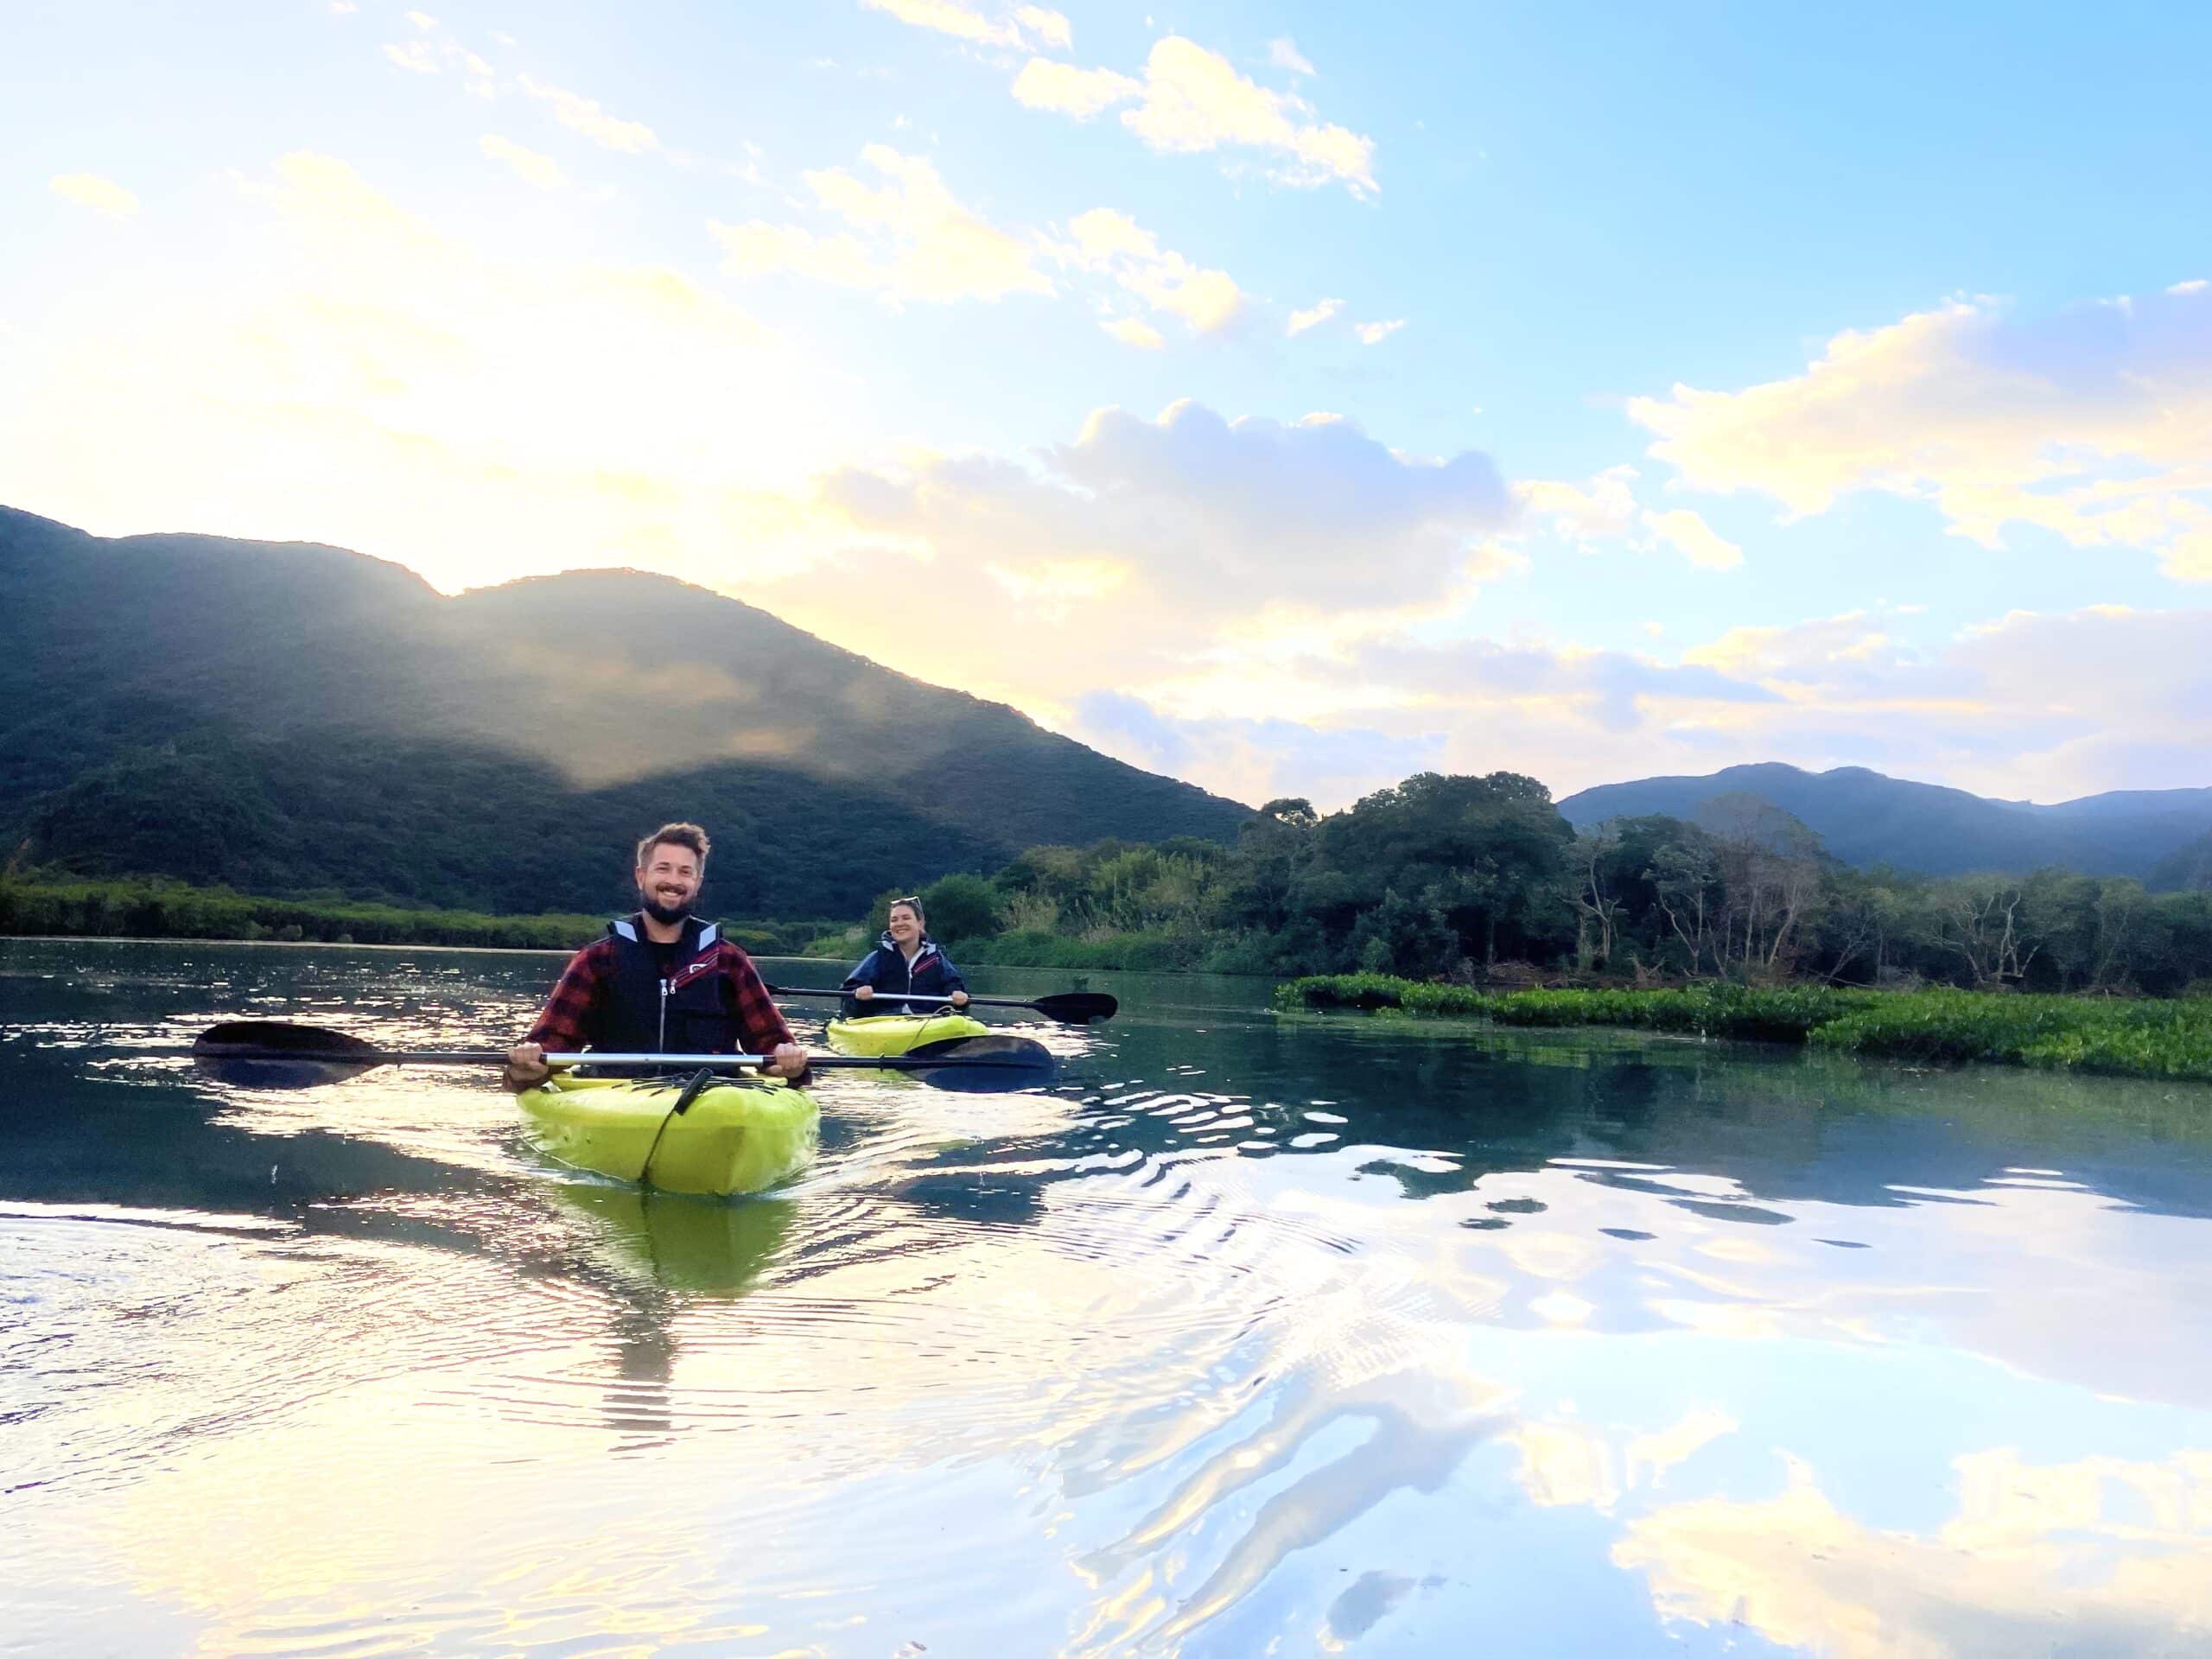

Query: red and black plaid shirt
left=525, top=935, right=795, bottom=1055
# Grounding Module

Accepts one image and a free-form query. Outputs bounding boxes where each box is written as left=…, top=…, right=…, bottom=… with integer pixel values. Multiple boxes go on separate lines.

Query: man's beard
left=641, top=893, right=690, bottom=925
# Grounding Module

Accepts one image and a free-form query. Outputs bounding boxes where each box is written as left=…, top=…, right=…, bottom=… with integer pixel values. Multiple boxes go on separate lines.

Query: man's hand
left=768, top=1042, right=809, bottom=1081
left=949, top=990, right=969, bottom=1008
left=854, top=984, right=874, bottom=1001
left=504, top=1043, right=550, bottom=1092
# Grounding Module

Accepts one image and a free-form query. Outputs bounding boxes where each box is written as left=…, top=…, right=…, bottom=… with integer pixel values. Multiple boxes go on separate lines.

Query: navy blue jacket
left=840, top=931, right=967, bottom=1018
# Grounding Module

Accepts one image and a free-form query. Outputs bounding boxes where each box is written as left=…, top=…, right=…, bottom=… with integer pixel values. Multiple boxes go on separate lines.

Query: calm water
left=4, top=940, right=2212, bottom=1657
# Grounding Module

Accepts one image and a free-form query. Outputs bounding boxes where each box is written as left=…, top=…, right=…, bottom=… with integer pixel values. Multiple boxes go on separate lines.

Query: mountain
left=1558, top=763, right=2212, bottom=884
left=2148, top=828, right=2212, bottom=893
left=0, top=507, right=1250, bottom=917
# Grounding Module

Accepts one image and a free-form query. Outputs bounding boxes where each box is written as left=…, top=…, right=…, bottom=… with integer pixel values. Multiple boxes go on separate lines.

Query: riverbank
left=1274, top=975, right=2212, bottom=1082
left=800, top=922, right=1211, bottom=973
left=0, top=875, right=829, bottom=956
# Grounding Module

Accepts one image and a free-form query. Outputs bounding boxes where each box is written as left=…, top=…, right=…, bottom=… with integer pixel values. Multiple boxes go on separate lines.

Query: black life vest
left=594, top=914, right=741, bottom=1053
left=842, top=931, right=961, bottom=1017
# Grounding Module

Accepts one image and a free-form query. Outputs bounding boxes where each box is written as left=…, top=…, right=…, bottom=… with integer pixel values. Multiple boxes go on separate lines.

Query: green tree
left=918, top=872, right=1001, bottom=943
left=1311, top=772, right=1573, bottom=972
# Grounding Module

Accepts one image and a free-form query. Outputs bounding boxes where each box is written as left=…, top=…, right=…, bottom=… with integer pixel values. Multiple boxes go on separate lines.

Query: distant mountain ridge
left=1559, top=762, right=2212, bottom=885
left=0, top=507, right=1250, bottom=917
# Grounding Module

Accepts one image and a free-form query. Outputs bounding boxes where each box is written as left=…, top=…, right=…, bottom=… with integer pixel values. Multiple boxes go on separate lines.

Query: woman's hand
left=949, top=990, right=969, bottom=1008
left=768, top=1042, right=809, bottom=1080
left=854, top=984, right=874, bottom=1001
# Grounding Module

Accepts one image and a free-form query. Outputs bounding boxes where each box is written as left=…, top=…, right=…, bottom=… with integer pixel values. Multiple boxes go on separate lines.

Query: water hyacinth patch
left=1275, top=976, right=2212, bottom=1082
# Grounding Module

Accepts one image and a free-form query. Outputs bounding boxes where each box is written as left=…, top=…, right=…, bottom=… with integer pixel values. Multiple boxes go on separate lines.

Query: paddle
left=171, top=1020, right=1055, bottom=1092
left=769, top=986, right=1118, bottom=1025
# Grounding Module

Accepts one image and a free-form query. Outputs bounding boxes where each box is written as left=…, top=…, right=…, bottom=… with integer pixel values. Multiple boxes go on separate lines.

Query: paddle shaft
left=147, top=1046, right=1036, bottom=1072
left=771, top=986, right=1114, bottom=1020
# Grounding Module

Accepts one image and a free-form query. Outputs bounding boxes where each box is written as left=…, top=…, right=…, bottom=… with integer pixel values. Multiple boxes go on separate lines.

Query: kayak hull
left=825, top=1011, right=990, bottom=1057
left=515, top=1073, right=819, bottom=1196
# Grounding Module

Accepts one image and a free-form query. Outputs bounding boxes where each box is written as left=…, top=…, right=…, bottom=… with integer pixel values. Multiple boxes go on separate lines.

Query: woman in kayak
left=842, top=896, right=970, bottom=1019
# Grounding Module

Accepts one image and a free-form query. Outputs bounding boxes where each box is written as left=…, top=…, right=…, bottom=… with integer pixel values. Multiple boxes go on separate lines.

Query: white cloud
left=478, top=134, right=566, bottom=190
left=1642, top=506, right=1742, bottom=571
left=1059, top=207, right=1152, bottom=262
left=48, top=173, right=138, bottom=218
left=1520, top=465, right=1641, bottom=545
left=1014, top=6, right=1071, bottom=50
left=327, top=1, right=356, bottom=13
left=864, top=0, right=1011, bottom=46
left=1268, top=38, right=1317, bottom=77
left=382, top=40, right=438, bottom=73
left=1125, top=38, right=1376, bottom=194
left=1628, top=283, right=2212, bottom=583
left=1517, top=467, right=1743, bottom=571
left=1012, top=58, right=1141, bottom=118
left=377, top=16, right=495, bottom=92
left=1019, top=36, right=1376, bottom=194
left=1681, top=610, right=1907, bottom=681
left=1354, top=318, right=1404, bottom=346
left=1287, top=297, right=1342, bottom=336
left=518, top=74, right=660, bottom=154
left=825, top=401, right=1510, bottom=604
left=864, top=0, right=1071, bottom=51
left=716, top=154, right=1236, bottom=333
left=713, top=145, right=1052, bottom=306
left=1057, top=208, right=1243, bottom=334
left=1101, top=317, right=1164, bottom=350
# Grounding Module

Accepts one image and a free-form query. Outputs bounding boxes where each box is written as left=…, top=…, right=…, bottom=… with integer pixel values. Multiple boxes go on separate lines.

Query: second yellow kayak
left=825, top=1011, right=990, bottom=1057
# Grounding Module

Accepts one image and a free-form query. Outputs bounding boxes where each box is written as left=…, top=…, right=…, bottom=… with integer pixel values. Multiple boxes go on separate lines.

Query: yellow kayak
left=825, top=1011, right=990, bottom=1057
left=515, top=1072, right=819, bottom=1196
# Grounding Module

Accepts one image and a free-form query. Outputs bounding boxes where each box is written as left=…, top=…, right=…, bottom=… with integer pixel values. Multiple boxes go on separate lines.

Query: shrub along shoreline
left=1274, top=975, right=2212, bottom=1083
left=0, top=874, right=830, bottom=957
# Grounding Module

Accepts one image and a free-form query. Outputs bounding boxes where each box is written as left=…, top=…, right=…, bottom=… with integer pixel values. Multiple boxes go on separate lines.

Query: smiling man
left=502, top=822, right=808, bottom=1090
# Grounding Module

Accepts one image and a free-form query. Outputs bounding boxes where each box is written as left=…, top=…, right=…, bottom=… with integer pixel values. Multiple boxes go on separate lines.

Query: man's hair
left=636, top=822, right=711, bottom=869
left=888, top=894, right=925, bottom=924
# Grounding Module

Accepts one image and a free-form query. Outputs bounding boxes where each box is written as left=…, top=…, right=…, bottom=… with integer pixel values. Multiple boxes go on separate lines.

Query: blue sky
left=4, top=0, right=2209, bottom=806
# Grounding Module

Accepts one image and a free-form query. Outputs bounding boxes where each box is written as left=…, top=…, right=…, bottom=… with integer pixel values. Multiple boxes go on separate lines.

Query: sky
left=3, top=0, right=2209, bottom=810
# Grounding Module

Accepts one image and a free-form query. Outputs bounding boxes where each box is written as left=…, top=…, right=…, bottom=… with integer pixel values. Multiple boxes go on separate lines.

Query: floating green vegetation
left=1274, top=975, right=2212, bottom=1082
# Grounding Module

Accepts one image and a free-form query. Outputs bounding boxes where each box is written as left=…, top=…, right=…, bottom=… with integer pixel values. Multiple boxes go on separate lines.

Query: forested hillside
left=0, top=507, right=1249, bottom=915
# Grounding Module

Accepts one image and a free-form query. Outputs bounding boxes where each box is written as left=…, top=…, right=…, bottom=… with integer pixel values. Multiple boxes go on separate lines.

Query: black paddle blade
left=902, top=1034, right=1058, bottom=1092
left=192, top=1020, right=385, bottom=1089
left=1028, top=991, right=1118, bottom=1025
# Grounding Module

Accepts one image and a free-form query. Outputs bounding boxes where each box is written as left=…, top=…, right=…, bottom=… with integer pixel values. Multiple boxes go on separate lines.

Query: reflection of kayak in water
left=551, top=1182, right=798, bottom=1298
left=825, top=1012, right=989, bottom=1056
left=515, top=1073, right=818, bottom=1196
